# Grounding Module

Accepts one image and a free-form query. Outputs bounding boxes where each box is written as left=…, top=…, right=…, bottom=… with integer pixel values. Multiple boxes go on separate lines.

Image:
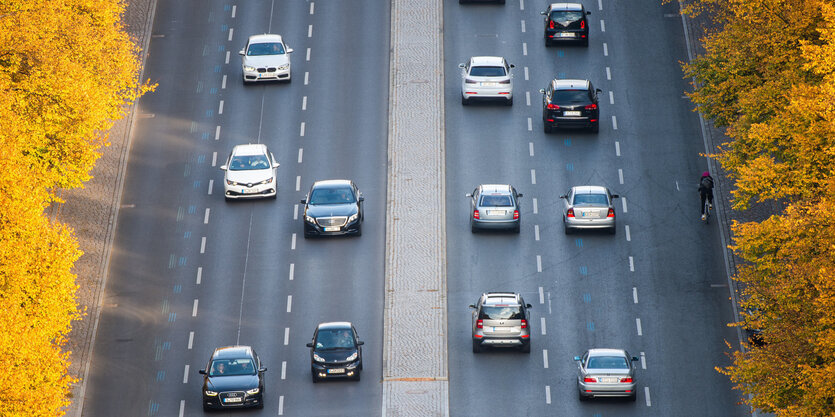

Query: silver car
left=239, top=34, right=293, bottom=83
left=467, top=184, right=522, bottom=233
left=459, top=56, right=514, bottom=106
left=575, top=348, right=639, bottom=401
left=220, top=144, right=280, bottom=200
left=470, top=292, right=532, bottom=353
left=561, top=185, right=618, bottom=234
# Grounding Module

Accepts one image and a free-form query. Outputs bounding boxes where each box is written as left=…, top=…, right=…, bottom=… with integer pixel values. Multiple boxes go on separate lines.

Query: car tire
left=564, top=224, right=573, bottom=235
left=472, top=340, right=481, bottom=353
left=203, top=404, right=212, bottom=412
left=544, top=124, right=553, bottom=134
left=461, top=95, right=468, bottom=106
left=354, top=372, right=361, bottom=381
left=256, top=400, right=264, bottom=409
left=545, top=37, right=551, bottom=47
left=498, top=0, right=505, bottom=4
left=514, top=224, right=520, bottom=234
left=582, top=38, right=589, bottom=47
left=312, top=373, right=319, bottom=383
left=630, top=392, right=637, bottom=402
left=355, top=224, right=363, bottom=237
left=506, top=97, right=513, bottom=106
left=590, top=123, right=599, bottom=133
left=471, top=224, right=479, bottom=233
left=608, top=226, right=616, bottom=235
left=520, top=342, right=530, bottom=353
left=578, top=391, right=588, bottom=402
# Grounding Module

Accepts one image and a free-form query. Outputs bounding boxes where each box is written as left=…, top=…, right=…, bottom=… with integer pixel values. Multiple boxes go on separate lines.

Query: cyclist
left=699, top=171, right=714, bottom=221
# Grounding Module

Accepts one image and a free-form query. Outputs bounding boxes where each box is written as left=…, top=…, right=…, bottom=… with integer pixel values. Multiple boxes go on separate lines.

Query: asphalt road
left=81, top=1, right=389, bottom=416
left=444, top=0, right=750, bottom=415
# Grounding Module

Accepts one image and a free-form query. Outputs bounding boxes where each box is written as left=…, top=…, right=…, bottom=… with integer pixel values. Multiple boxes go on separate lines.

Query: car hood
left=314, top=348, right=358, bottom=363
left=242, top=54, right=289, bottom=68
left=226, top=169, right=273, bottom=184
left=204, top=374, right=259, bottom=392
left=305, top=203, right=357, bottom=218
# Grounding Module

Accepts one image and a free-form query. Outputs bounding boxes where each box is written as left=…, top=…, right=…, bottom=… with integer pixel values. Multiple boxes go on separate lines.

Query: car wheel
left=471, top=224, right=479, bottom=234
left=514, top=224, right=520, bottom=234
left=355, top=224, right=363, bottom=237
left=608, top=226, right=616, bottom=235
left=578, top=390, right=588, bottom=402
left=520, top=342, right=530, bottom=353
left=582, top=38, right=589, bottom=47
left=354, top=372, right=361, bottom=381
left=545, top=37, right=551, bottom=47
left=472, top=340, right=481, bottom=353
left=498, top=0, right=505, bottom=4
left=312, top=373, right=319, bottom=383
left=564, top=224, right=573, bottom=235
left=590, top=123, right=599, bottom=133
left=256, top=401, right=264, bottom=409
left=544, top=124, right=553, bottom=134
left=630, top=392, right=637, bottom=402
left=506, top=97, right=513, bottom=106
left=461, top=95, right=468, bottom=105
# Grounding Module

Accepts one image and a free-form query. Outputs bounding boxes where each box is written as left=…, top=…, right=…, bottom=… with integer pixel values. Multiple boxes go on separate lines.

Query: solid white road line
left=622, top=197, right=628, bottom=213
left=300, top=122, right=305, bottom=137
left=287, top=295, right=292, bottom=313
left=545, top=385, right=551, bottom=404
left=183, top=365, right=190, bottom=383
left=532, top=198, right=538, bottom=214
left=543, top=349, right=549, bottom=368
left=196, top=267, right=202, bottom=285
left=298, top=148, right=303, bottom=163
left=289, top=263, right=295, bottom=281
left=228, top=28, right=233, bottom=42
left=618, top=168, right=623, bottom=184
left=537, top=255, right=542, bottom=272
left=200, top=236, right=206, bottom=254
left=534, top=225, right=540, bottom=241
left=192, top=299, right=199, bottom=317
left=636, top=318, right=643, bottom=336
left=641, top=352, right=647, bottom=369
left=295, top=176, right=301, bottom=191
left=540, top=317, right=546, bottom=335
left=633, top=287, right=638, bottom=304
left=531, top=169, right=536, bottom=184
left=188, top=331, right=194, bottom=349
left=179, top=400, right=185, bottom=417
left=204, top=208, right=210, bottom=224
left=291, top=234, right=296, bottom=250
left=629, top=256, right=634, bottom=272
left=282, top=361, right=287, bottom=379
left=625, top=225, right=631, bottom=241
left=302, top=96, right=307, bottom=110
left=207, top=179, right=213, bottom=195
left=539, top=287, right=544, bottom=304
left=284, top=328, right=290, bottom=345
left=645, top=387, right=652, bottom=406
left=215, top=125, right=221, bottom=140
left=212, top=152, right=217, bottom=167
left=231, top=5, right=236, bottom=18
left=606, top=66, right=611, bottom=80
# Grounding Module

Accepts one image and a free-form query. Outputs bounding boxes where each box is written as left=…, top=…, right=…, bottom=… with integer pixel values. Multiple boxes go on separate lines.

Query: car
left=239, top=34, right=293, bottom=83
left=541, top=3, right=591, bottom=46
left=459, top=56, right=515, bottom=106
left=220, top=144, right=280, bottom=200
left=574, top=348, right=639, bottom=401
left=198, top=346, right=267, bottom=411
left=469, top=292, right=532, bottom=353
left=301, top=180, right=364, bottom=238
left=306, top=322, right=364, bottom=382
left=540, top=79, right=601, bottom=133
left=561, top=185, right=618, bottom=234
left=466, top=184, right=523, bottom=233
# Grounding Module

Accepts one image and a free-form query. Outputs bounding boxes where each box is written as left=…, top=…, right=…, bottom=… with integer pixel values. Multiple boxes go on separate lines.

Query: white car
left=459, top=56, right=514, bottom=106
left=220, top=144, right=280, bottom=200
left=239, top=34, right=293, bottom=83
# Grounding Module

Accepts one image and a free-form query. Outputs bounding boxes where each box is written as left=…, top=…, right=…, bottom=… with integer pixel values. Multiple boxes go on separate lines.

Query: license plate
left=559, top=32, right=576, bottom=38
left=487, top=210, right=506, bottom=216
left=600, top=377, right=618, bottom=383
left=327, top=368, right=345, bottom=374
left=324, top=226, right=339, bottom=232
left=241, top=188, right=252, bottom=194
left=480, top=82, right=498, bottom=86
left=491, top=327, right=510, bottom=332
left=224, top=397, right=243, bottom=403
left=564, top=111, right=581, bottom=116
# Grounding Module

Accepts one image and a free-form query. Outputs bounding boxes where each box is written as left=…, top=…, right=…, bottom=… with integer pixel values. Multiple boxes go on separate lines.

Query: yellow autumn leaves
left=0, top=0, right=148, bottom=415
left=682, top=0, right=835, bottom=415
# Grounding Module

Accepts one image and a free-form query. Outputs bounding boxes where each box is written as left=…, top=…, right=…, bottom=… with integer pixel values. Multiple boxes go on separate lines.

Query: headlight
left=305, top=215, right=316, bottom=224
left=204, top=390, right=218, bottom=396
left=346, top=352, right=358, bottom=362
left=257, top=177, right=273, bottom=185
left=226, top=179, right=237, bottom=186
left=348, top=213, right=359, bottom=223
left=243, top=65, right=256, bottom=72
left=246, top=388, right=260, bottom=395
left=277, top=64, right=289, bottom=70
left=313, top=353, right=326, bottom=363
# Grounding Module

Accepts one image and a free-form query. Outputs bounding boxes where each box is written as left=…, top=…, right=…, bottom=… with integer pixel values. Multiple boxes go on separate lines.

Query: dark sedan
left=301, top=179, right=363, bottom=238
left=306, top=322, right=364, bottom=382
left=198, top=346, right=266, bottom=411
left=540, top=79, right=601, bottom=133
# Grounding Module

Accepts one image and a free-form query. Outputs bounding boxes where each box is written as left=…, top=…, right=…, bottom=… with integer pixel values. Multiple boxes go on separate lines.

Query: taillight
left=620, top=377, right=633, bottom=383
left=521, top=319, right=527, bottom=329
left=498, top=80, right=510, bottom=84
left=549, top=20, right=555, bottom=29
left=583, top=377, right=597, bottom=383
left=513, top=210, right=519, bottom=220
left=473, top=210, right=480, bottom=219
left=465, top=79, right=477, bottom=84
left=547, top=103, right=560, bottom=110
left=476, top=319, right=483, bottom=329
left=580, top=20, right=585, bottom=29
left=607, top=208, right=615, bottom=218
left=567, top=208, right=575, bottom=218
left=584, top=103, right=598, bottom=110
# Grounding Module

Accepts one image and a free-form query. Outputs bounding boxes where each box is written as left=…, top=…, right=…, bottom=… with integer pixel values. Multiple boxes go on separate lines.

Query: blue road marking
left=148, top=400, right=159, bottom=416
left=188, top=205, right=196, bottom=214
left=206, top=110, right=214, bottom=118
left=587, top=322, right=595, bottom=331
left=209, top=87, right=218, bottom=95
left=197, top=154, right=206, bottom=164
left=168, top=312, right=176, bottom=323
left=564, top=138, right=571, bottom=146
left=201, top=132, right=210, bottom=141
left=193, top=180, right=201, bottom=189
left=575, top=238, right=583, bottom=248
left=583, top=293, right=591, bottom=303
left=179, top=257, right=187, bottom=266
left=168, top=254, right=176, bottom=269
left=558, top=51, right=564, bottom=58
left=558, top=72, right=566, bottom=78
left=221, top=24, right=228, bottom=32
left=218, top=45, right=225, bottom=52
left=155, top=371, right=165, bottom=382
left=224, top=4, right=230, bottom=11
left=579, top=266, right=588, bottom=275
left=214, top=65, right=221, bottom=73
left=566, top=163, right=574, bottom=171
left=184, top=231, right=191, bottom=239
left=174, top=285, right=182, bottom=294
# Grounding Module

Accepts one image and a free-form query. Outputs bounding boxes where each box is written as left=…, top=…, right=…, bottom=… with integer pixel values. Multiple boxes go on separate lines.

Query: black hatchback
left=541, top=3, right=591, bottom=46
left=306, top=322, right=364, bottom=382
left=540, top=79, right=601, bottom=133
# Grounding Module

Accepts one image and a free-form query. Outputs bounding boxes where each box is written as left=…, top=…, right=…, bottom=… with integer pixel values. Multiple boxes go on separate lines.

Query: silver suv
left=469, top=292, right=532, bottom=353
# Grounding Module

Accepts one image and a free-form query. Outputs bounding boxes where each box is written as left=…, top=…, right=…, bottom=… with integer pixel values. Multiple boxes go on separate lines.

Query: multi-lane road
left=82, top=0, right=749, bottom=416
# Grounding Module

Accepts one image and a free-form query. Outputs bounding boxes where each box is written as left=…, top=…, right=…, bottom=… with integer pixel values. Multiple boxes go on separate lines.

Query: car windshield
left=470, top=66, right=506, bottom=77
left=315, top=329, right=355, bottom=349
left=247, top=42, right=285, bottom=56
left=573, top=193, right=608, bottom=205
left=479, top=194, right=513, bottom=207
left=308, top=187, right=356, bottom=204
left=553, top=90, right=589, bottom=104
left=587, top=356, right=629, bottom=369
left=550, top=10, right=584, bottom=25
left=209, top=358, right=256, bottom=376
left=479, top=306, right=524, bottom=320
left=229, top=154, right=271, bottom=171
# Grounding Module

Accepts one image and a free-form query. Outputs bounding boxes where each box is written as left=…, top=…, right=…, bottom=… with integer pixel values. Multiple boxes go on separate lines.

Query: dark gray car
left=466, top=184, right=522, bottom=233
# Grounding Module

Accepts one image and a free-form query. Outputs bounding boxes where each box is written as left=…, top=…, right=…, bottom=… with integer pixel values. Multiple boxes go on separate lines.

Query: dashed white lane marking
left=183, top=365, right=190, bottom=383
left=308, top=24, right=313, bottom=38
left=295, top=175, right=301, bottom=191
left=542, top=349, right=549, bottom=368
left=598, top=0, right=603, bottom=10
left=536, top=255, right=542, bottom=272
left=603, top=42, right=608, bottom=56
left=293, top=204, right=299, bottom=220
left=228, top=28, right=233, bottom=42
left=298, top=148, right=303, bottom=163
left=300, top=122, right=306, bottom=137
left=640, top=352, right=647, bottom=369
left=609, top=91, right=614, bottom=104
left=222, top=75, right=227, bottom=89
left=302, top=96, right=308, bottom=110
left=618, top=168, right=623, bottom=184
left=540, top=317, right=546, bottom=335
left=188, top=331, right=195, bottom=350
left=545, top=385, right=551, bottom=404
left=215, top=125, right=221, bottom=140
left=212, top=152, right=217, bottom=167
left=281, top=361, right=287, bottom=379
left=200, top=237, right=206, bottom=254
left=622, top=197, right=628, bottom=213
left=521, top=20, right=526, bottom=32
left=524, top=66, right=529, bottom=80
left=306, top=47, right=311, bottom=61
left=527, top=117, right=532, bottom=131
left=625, top=225, right=631, bottom=241
left=636, top=318, right=643, bottom=336
left=529, top=142, right=534, bottom=156
left=231, top=5, right=236, bottom=18
left=179, top=400, right=185, bottom=417
left=204, top=208, right=210, bottom=224
left=539, top=286, right=544, bottom=304
left=530, top=169, right=536, bottom=184
left=286, top=295, right=292, bottom=313
left=612, top=115, right=618, bottom=130
left=600, top=19, right=605, bottom=32
left=289, top=263, right=295, bottom=281
left=279, top=396, right=285, bottom=415
left=676, top=180, right=680, bottom=191
left=532, top=198, right=538, bottom=214
left=534, top=225, right=540, bottom=241
left=207, top=179, right=213, bottom=195
left=196, top=267, right=202, bottom=285
left=291, top=233, right=297, bottom=250
left=192, top=299, right=199, bottom=317
left=629, top=256, right=634, bottom=272
left=310, top=2, right=314, bottom=14
left=520, top=0, right=524, bottom=11
left=633, top=287, right=638, bottom=304
left=526, top=91, right=531, bottom=106
left=304, top=72, right=309, bottom=85
left=606, top=66, right=611, bottom=80
left=522, top=42, right=528, bottom=56
left=284, top=327, right=290, bottom=345
left=615, top=141, right=621, bottom=156
left=644, top=387, right=652, bottom=406
left=225, top=51, right=230, bottom=64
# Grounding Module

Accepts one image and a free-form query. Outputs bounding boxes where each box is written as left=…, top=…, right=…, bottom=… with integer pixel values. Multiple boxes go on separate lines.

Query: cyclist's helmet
left=702, top=171, right=710, bottom=178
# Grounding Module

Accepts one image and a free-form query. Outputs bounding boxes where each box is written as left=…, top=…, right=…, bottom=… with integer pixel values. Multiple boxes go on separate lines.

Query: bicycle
left=702, top=198, right=712, bottom=224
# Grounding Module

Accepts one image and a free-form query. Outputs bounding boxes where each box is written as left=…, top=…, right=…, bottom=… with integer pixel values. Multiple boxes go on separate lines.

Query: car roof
left=469, top=56, right=505, bottom=66
left=572, top=185, right=608, bottom=194
left=317, top=321, right=353, bottom=331
left=312, top=179, right=352, bottom=189
left=552, top=79, right=590, bottom=90
left=248, top=33, right=284, bottom=43
left=212, top=345, right=253, bottom=359
left=231, top=143, right=267, bottom=156
left=549, top=3, right=585, bottom=11
left=478, top=184, right=513, bottom=194
left=483, top=292, right=521, bottom=305
left=587, top=348, right=628, bottom=357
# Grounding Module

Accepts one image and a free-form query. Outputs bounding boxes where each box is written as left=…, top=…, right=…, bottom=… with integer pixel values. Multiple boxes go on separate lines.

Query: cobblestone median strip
left=382, top=0, right=449, bottom=416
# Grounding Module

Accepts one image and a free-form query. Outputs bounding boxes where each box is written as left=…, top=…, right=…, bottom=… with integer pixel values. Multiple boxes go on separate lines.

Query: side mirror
left=273, top=162, right=281, bottom=168
left=632, top=357, right=639, bottom=361
left=526, top=303, right=532, bottom=308
left=573, top=356, right=581, bottom=361
left=306, top=342, right=313, bottom=348
left=611, top=194, right=620, bottom=198
left=517, top=193, right=524, bottom=198
left=199, top=369, right=207, bottom=375
left=458, top=63, right=465, bottom=68
left=220, top=165, right=228, bottom=171
left=259, top=367, right=268, bottom=372
left=465, top=193, right=472, bottom=197
left=539, top=88, right=546, bottom=94
left=359, top=196, right=365, bottom=202
left=468, top=304, right=476, bottom=309
left=559, top=194, right=567, bottom=199
left=300, top=199, right=307, bottom=204
left=540, top=11, right=547, bottom=15
left=239, top=49, right=245, bottom=56
left=286, top=48, right=294, bottom=53
left=510, top=64, right=515, bottom=68
left=586, top=10, right=591, bottom=15
left=357, top=341, right=365, bottom=346
left=596, top=88, right=603, bottom=93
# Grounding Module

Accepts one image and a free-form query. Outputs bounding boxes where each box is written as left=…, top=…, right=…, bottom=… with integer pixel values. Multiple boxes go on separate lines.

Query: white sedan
left=220, top=144, right=280, bottom=200
left=459, top=56, right=514, bottom=106
left=239, top=34, right=293, bottom=83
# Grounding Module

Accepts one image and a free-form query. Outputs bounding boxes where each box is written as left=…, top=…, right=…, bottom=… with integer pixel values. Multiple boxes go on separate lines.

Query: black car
left=301, top=179, right=363, bottom=238
left=541, top=3, right=591, bottom=46
left=540, top=79, right=601, bottom=133
left=198, top=346, right=266, bottom=411
left=306, top=322, right=364, bottom=382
